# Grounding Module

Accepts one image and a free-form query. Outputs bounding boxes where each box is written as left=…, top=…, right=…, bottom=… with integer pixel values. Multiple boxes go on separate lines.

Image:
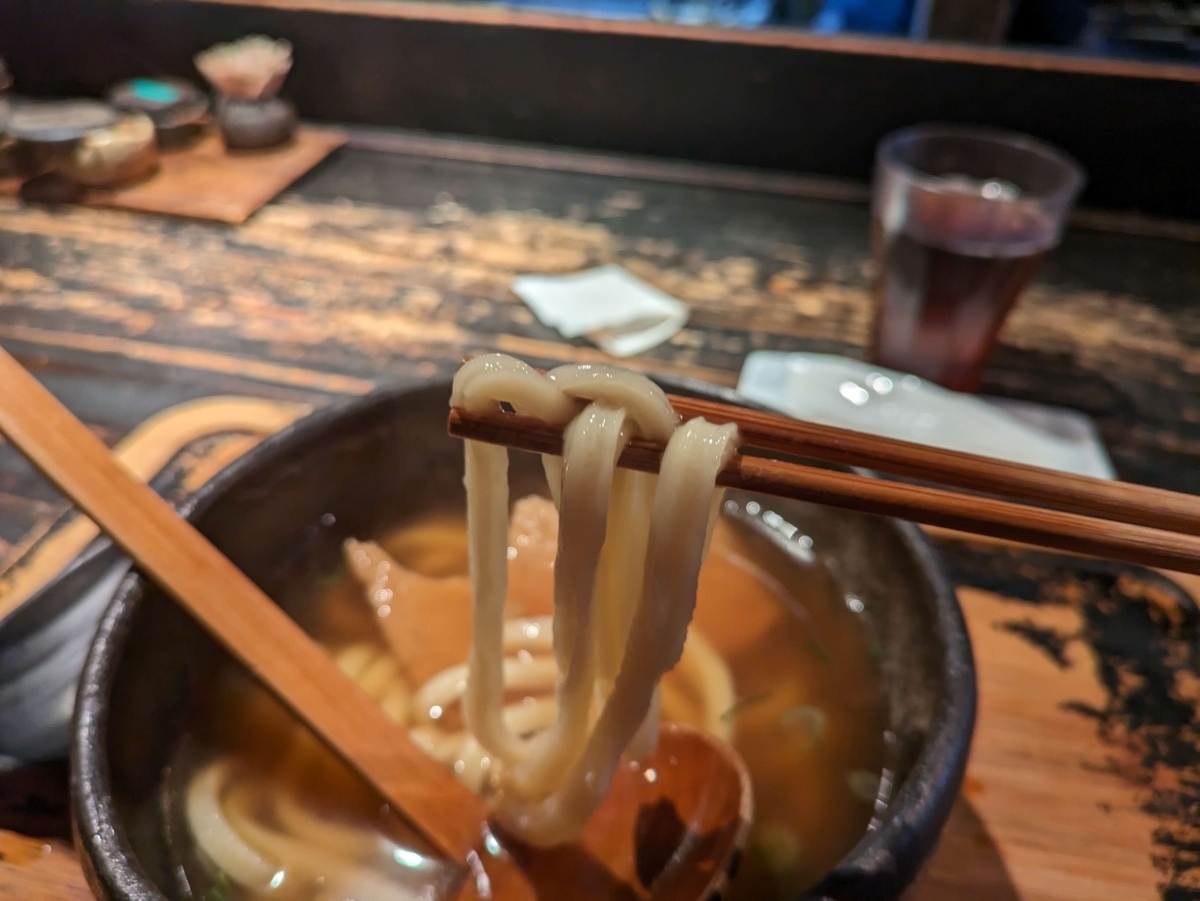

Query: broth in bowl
left=162, top=495, right=886, bottom=900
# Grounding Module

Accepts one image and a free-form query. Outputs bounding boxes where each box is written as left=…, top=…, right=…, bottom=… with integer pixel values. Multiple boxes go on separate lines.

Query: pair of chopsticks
left=448, top=395, right=1200, bottom=576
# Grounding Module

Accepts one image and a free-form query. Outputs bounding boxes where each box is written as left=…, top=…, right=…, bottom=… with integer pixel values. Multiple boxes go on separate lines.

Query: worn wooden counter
left=0, top=135, right=1198, bottom=901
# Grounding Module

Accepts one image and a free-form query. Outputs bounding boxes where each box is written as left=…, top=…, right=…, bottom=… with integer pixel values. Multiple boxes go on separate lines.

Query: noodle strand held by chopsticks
left=462, top=440, right=526, bottom=763
left=493, top=418, right=737, bottom=845
left=454, top=356, right=583, bottom=765
left=592, top=468, right=654, bottom=695
left=505, top=404, right=628, bottom=799
left=452, top=354, right=738, bottom=845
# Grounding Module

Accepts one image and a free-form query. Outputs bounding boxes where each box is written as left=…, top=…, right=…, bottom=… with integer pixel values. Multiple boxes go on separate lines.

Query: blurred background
left=0, top=3, right=1197, bottom=901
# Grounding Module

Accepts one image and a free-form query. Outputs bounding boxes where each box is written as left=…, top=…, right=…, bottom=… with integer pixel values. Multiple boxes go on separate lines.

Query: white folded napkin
left=511, top=265, right=689, bottom=357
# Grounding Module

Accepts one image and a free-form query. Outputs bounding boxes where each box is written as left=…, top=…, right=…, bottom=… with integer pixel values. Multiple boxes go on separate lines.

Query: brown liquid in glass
left=870, top=191, right=1055, bottom=392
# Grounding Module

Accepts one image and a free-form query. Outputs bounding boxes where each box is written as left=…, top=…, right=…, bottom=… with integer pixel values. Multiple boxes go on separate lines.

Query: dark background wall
left=2, top=0, right=1197, bottom=219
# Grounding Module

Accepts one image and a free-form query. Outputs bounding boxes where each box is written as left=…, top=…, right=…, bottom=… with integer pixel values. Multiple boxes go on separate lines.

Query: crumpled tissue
left=511, top=264, right=689, bottom=357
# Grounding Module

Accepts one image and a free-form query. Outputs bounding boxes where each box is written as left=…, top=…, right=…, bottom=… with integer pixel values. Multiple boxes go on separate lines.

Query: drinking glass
left=869, top=125, right=1084, bottom=392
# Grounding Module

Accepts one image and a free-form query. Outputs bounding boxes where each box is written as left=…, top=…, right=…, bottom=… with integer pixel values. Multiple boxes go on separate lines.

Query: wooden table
left=1, top=134, right=1198, bottom=901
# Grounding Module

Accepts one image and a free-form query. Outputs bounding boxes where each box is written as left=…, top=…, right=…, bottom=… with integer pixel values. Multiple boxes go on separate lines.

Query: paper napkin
left=511, top=265, right=689, bottom=357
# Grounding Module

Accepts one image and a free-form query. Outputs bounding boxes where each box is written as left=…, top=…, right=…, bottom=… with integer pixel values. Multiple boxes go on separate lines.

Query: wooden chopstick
left=448, top=407, right=1200, bottom=576
left=457, top=352, right=1194, bottom=534
left=0, top=348, right=489, bottom=866
left=666, top=395, right=1200, bottom=535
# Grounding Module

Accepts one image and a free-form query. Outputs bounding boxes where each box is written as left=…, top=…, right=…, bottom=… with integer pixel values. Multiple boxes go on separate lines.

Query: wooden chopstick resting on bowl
left=448, top=401, right=1200, bottom=576
left=0, top=348, right=489, bottom=866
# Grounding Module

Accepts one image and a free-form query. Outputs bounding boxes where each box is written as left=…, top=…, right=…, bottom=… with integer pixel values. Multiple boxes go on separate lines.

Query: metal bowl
left=71, top=378, right=975, bottom=900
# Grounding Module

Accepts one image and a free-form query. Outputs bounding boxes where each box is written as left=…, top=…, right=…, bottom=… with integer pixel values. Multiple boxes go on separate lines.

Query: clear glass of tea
left=869, top=125, right=1084, bottom=392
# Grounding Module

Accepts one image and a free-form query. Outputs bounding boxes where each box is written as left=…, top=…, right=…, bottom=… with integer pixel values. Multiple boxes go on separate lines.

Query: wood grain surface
left=0, top=142, right=1197, bottom=900
left=0, top=396, right=310, bottom=623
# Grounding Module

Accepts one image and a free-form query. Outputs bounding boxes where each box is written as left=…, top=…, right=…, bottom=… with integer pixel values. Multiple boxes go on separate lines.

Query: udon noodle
left=449, top=354, right=738, bottom=844
left=183, top=354, right=745, bottom=892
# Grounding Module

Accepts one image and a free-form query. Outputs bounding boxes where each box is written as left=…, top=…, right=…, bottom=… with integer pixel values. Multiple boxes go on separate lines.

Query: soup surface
left=166, top=501, right=886, bottom=900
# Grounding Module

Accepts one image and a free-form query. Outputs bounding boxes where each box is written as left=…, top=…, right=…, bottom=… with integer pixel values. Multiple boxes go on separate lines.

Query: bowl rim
left=71, top=376, right=976, bottom=901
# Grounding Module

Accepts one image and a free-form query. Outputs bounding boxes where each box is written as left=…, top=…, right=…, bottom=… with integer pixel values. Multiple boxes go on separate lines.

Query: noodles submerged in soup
left=170, top=355, right=886, bottom=900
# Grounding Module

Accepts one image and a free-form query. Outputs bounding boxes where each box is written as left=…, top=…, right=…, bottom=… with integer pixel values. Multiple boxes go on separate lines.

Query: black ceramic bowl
left=72, top=378, right=975, bottom=901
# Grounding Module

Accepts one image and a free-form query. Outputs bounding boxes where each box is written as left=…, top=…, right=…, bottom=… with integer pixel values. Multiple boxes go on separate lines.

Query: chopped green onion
left=848, top=769, right=882, bottom=803
left=753, top=824, right=804, bottom=886
left=720, top=690, right=773, bottom=721
left=780, top=704, right=826, bottom=747
left=806, top=638, right=831, bottom=665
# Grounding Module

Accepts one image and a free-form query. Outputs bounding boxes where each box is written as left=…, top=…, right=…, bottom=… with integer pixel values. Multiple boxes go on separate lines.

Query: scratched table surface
left=1, top=141, right=1200, bottom=901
